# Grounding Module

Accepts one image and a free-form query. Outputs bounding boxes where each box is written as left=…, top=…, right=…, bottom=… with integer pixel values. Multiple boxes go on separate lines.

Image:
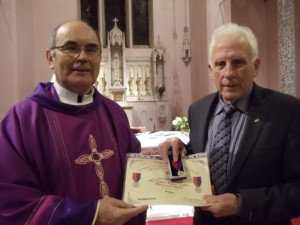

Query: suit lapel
left=227, top=84, right=271, bottom=186
left=197, top=94, right=218, bottom=152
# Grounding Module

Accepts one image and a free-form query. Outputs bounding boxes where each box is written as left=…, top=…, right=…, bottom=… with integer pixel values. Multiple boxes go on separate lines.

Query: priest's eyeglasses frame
left=51, top=44, right=101, bottom=59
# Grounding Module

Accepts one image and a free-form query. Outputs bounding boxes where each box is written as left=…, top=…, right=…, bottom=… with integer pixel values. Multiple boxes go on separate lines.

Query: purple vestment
left=0, top=83, right=146, bottom=225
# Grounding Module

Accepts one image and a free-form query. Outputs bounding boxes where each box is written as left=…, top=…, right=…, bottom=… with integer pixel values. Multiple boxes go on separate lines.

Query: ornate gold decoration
left=128, top=77, right=135, bottom=95
left=112, top=91, right=124, bottom=101
left=75, top=134, right=114, bottom=197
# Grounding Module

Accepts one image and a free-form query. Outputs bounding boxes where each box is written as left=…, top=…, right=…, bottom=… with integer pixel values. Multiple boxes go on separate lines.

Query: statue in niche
left=128, top=66, right=135, bottom=95
left=156, top=63, right=163, bottom=85
left=154, top=36, right=165, bottom=60
left=128, top=78, right=135, bottom=95
left=101, top=76, right=107, bottom=96
left=158, top=105, right=167, bottom=123
left=113, top=53, right=121, bottom=86
left=153, top=36, right=166, bottom=96
left=144, top=66, right=151, bottom=96
left=136, top=76, right=142, bottom=100
left=95, top=71, right=107, bottom=96
left=144, top=77, right=151, bottom=96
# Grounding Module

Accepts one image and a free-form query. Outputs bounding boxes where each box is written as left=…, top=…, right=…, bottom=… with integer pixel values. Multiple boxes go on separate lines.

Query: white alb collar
left=53, top=80, right=94, bottom=105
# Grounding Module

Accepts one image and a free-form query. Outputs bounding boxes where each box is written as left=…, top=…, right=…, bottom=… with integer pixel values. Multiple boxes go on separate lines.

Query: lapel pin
left=254, top=118, right=260, bottom=123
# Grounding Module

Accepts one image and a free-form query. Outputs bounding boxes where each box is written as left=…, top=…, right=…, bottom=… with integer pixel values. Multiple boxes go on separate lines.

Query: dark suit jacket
left=187, top=83, right=300, bottom=225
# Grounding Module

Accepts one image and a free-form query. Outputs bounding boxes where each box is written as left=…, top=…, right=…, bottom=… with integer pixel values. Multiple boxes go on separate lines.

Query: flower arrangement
left=172, top=116, right=190, bottom=134
left=155, top=84, right=165, bottom=98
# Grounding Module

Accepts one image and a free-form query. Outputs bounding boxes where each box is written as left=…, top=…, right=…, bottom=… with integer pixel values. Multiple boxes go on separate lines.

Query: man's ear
left=253, top=58, right=260, bottom=78
left=46, top=49, right=54, bottom=70
left=208, top=64, right=214, bottom=80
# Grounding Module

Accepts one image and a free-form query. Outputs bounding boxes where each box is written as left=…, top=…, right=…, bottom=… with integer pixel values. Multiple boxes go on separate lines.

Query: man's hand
left=96, top=195, right=148, bottom=225
left=158, top=137, right=187, bottom=162
left=201, top=193, right=241, bottom=217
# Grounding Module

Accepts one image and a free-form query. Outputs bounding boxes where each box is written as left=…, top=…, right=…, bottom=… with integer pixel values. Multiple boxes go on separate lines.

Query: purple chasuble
left=0, top=83, right=146, bottom=225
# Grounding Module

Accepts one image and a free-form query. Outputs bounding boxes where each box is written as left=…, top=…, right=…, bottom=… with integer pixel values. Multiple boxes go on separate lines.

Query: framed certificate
left=122, top=153, right=212, bottom=206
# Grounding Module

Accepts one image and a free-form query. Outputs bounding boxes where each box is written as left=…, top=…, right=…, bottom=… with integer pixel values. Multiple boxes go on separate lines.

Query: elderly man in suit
left=158, top=23, right=300, bottom=225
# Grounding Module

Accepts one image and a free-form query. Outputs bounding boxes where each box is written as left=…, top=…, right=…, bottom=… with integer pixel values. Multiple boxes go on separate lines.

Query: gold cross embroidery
left=75, top=134, right=114, bottom=197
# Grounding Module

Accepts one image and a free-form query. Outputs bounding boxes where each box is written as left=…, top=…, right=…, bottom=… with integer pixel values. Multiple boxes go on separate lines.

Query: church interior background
left=0, top=0, right=300, bottom=223
left=81, top=0, right=172, bottom=131
left=79, top=0, right=300, bottom=132
left=0, top=0, right=299, bottom=131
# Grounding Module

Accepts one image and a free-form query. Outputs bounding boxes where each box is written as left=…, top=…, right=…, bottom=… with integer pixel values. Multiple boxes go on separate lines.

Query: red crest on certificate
left=193, top=176, right=202, bottom=188
left=132, top=172, right=141, bottom=183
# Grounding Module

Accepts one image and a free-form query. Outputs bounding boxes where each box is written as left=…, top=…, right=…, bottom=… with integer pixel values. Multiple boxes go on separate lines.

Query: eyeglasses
left=51, top=44, right=101, bottom=59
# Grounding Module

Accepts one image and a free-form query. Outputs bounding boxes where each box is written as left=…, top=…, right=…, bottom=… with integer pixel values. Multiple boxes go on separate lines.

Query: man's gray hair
left=208, top=23, right=258, bottom=64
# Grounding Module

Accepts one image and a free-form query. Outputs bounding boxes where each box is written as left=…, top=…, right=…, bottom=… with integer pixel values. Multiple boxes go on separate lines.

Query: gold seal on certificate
left=122, top=153, right=212, bottom=206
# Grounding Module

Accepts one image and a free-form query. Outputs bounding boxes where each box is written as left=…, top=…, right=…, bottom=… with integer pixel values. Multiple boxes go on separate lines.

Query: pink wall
left=1, top=0, right=17, bottom=119
left=31, top=0, right=79, bottom=84
left=231, top=0, right=279, bottom=90
left=0, top=0, right=78, bottom=119
left=189, top=0, right=209, bottom=102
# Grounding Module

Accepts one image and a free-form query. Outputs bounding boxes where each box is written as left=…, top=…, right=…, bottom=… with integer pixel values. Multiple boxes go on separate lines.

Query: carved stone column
left=278, top=0, right=296, bottom=96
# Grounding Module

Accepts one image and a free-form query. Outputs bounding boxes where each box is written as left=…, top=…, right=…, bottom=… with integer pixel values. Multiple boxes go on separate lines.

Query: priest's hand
left=158, top=137, right=187, bottom=162
left=140, top=147, right=159, bottom=155
left=200, top=193, right=241, bottom=217
left=96, top=195, right=148, bottom=225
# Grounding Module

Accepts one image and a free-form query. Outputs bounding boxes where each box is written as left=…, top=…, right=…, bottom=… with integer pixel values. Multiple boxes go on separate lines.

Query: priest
left=0, top=20, right=147, bottom=225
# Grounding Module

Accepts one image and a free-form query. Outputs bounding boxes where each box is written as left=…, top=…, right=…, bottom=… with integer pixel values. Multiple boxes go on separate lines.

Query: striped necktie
left=209, top=104, right=236, bottom=194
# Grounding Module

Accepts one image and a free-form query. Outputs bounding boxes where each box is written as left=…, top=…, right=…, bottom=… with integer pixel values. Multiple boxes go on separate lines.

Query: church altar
left=94, top=18, right=170, bottom=131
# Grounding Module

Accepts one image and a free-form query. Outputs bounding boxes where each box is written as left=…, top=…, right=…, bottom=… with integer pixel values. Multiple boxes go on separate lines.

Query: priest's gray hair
left=48, top=20, right=101, bottom=56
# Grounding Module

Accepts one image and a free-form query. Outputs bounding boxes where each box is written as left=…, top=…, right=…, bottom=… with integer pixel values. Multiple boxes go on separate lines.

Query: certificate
left=122, top=153, right=212, bottom=206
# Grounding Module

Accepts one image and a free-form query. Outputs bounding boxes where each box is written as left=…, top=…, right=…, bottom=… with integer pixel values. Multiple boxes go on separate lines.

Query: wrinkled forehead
left=211, top=34, right=251, bottom=60
left=56, top=22, right=100, bottom=46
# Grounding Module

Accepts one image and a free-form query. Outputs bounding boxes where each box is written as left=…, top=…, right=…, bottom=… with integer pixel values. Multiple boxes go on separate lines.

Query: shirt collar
left=214, top=85, right=253, bottom=116
left=53, top=79, right=94, bottom=105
